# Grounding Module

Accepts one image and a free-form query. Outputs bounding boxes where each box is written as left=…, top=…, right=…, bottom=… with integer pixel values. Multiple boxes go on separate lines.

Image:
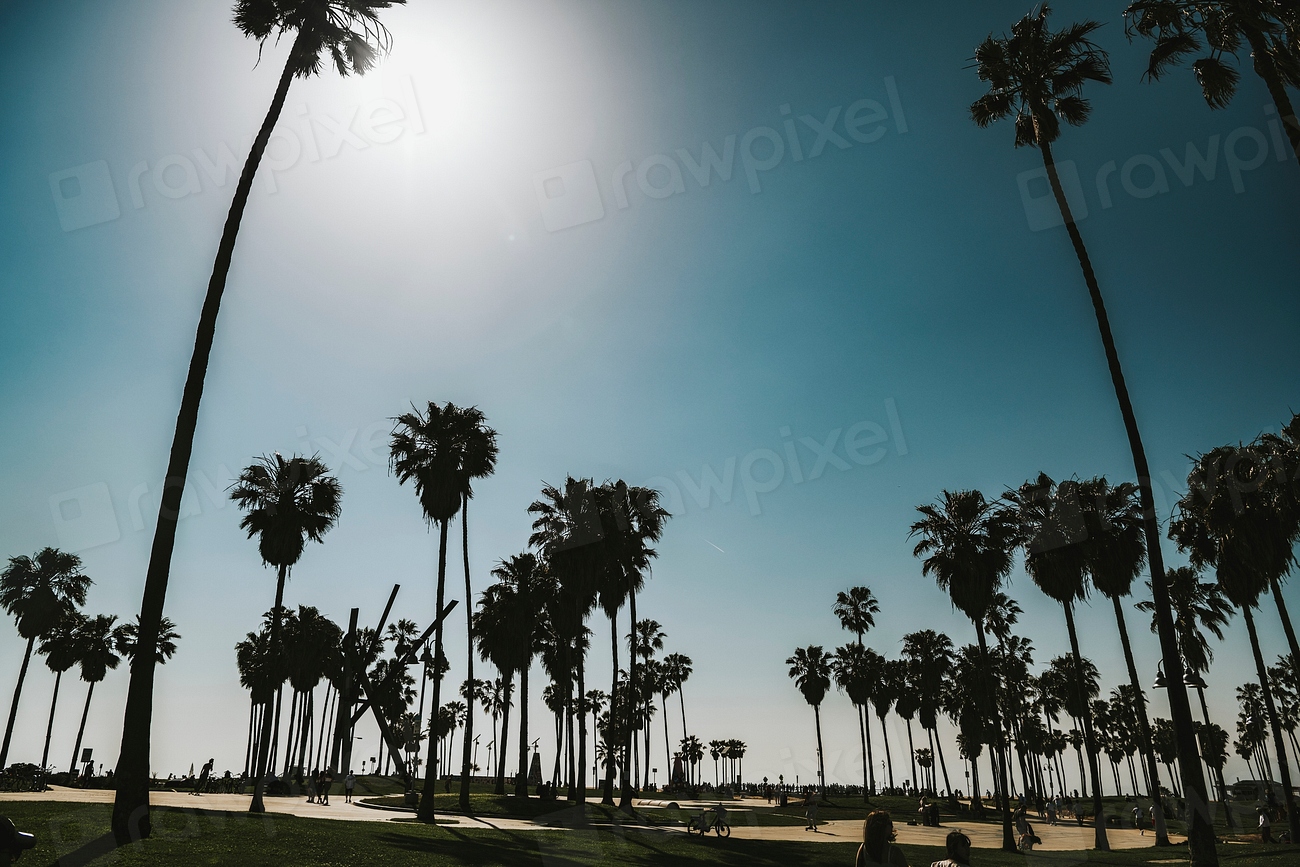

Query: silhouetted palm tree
left=910, top=489, right=1017, bottom=851
left=113, top=3, right=402, bottom=839
left=1124, top=0, right=1300, bottom=161
left=832, top=642, right=876, bottom=800
left=69, top=615, right=122, bottom=775
left=869, top=649, right=898, bottom=790
left=1172, top=445, right=1298, bottom=833
left=902, top=630, right=955, bottom=797
left=834, top=585, right=879, bottom=797
left=969, top=10, right=1213, bottom=857
left=1005, top=474, right=1109, bottom=850
left=37, top=610, right=84, bottom=771
left=236, top=627, right=279, bottom=777
left=0, top=548, right=90, bottom=769
left=787, top=646, right=831, bottom=792
left=230, top=453, right=342, bottom=813
left=1079, top=477, right=1169, bottom=843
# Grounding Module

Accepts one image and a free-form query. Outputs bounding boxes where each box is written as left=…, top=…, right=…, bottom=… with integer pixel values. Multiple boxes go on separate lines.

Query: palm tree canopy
left=830, top=642, right=874, bottom=707
left=234, top=0, right=406, bottom=79
left=1005, top=474, right=1092, bottom=605
left=1, top=548, right=91, bottom=640
left=390, top=401, right=498, bottom=525
left=970, top=3, right=1112, bottom=148
left=39, top=609, right=87, bottom=674
left=230, top=453, right=343, bottom=570
left=833, top=586, right=880, bottom=639
left=1123, top=0, right=1300, bottom=109
left=1135, top=565, right=1233, bottom=674
left=786, top=645, right=831, bottom=709
left=902, top=629, right=955, bottom=729
left=75, top=614, right=122, bottom=685
left=910, top=489, right=1017, bottom=624
left=114, top=616, right=181, bottom=665
left=982, top=592, right=1022, bottom=645
left=1079, top=478, right=1148, bottom=600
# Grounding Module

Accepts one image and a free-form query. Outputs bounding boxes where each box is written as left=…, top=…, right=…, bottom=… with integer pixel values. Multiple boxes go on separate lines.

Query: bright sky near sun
left=1, top=0, right=1298, bottom=791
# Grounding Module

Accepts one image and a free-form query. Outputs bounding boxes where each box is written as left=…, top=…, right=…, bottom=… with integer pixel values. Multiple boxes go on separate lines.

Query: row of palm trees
left=786, top=410, right=1300, bottom=854
left=1, top=549, right=178, bottom=777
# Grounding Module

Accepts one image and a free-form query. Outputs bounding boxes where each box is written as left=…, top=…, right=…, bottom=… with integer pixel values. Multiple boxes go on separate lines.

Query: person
left=306, top=769, right=318, bottom=804
left=321, top=769, right=333, bottom=806
left=345, top=770, right=356, bottom=804
left=1133, top=804, right=1144, bottom=835
left=857, top=810, right=910, bottom=867
left=1258, top=807, right=1273, bottom=843
left=805, top=790, right=819, bottom=831
left=930, top=830, right=972, bottom=867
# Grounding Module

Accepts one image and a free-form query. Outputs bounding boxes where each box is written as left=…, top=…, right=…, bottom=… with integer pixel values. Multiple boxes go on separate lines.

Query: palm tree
left=112, top=2, right=403, bottom=840
left=1136, top=565, right=1236, bottom=821
left=786, top=646, right=831, bottom=793
left=1005, top=474, right=1109, bottom=850
left=870, top=650, right=898, bottom=790
left=454, top=409, right=498, bottom=812
left=37, top=610, right=85, bottom=771
left=1079, top=477, right=1170, bottom=843
left=0, top=548, right=91, bottom=769
left=1172, top=446, right=1299, bottom=834
left=69, top=615, right=122, bottom=775
left=969, top=9, right=1214, bottom=858
left=230, top=453, right=342, bottom=813
left=114, top=617, right=181, bottom=664
left=236, top=628, right=279, bottom=777
left=831, top=642, right=876, bottom=800
left=661, top=653, right=693, bottom=748
left=833, top=586, right=879, bottom=798
left=633, top=619, right=665, bottom=790
left=910, top=489, right=1018, bottom=851
left=1124, top=0, right=1300, bottom=162
left=902, top=630, right=955, bottom=797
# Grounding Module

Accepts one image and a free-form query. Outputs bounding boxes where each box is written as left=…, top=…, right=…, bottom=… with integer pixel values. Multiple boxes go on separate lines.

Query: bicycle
left=686, top=807, right=731, bottom=837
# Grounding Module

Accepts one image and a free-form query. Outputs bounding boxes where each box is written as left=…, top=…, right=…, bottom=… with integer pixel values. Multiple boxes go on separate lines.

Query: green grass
left=3, top=801, right=1295, bottom=867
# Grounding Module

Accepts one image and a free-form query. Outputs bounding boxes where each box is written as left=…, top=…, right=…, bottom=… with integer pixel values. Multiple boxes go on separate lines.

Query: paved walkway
left=0, top=788, right=1181, bottom=850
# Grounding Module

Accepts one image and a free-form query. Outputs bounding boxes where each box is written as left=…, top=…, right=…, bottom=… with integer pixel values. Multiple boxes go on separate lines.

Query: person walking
left=929, top=830, right=972, bottom=867
left=1133, top=804, right=1144, bottom=835
left=1258, top=807, right=1273, bottom=843
left=805, top=789, right=820, bottom=831
left=344, top=770, right=356, bottom=804
left=320, top=769, right=333, bottom=806
left=857, top=810, right=910, bottom=867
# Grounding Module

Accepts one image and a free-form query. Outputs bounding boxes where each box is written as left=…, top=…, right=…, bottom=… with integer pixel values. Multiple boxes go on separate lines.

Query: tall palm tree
left=787, top=645, right=831, bottom=792
left=0, top=548, right=90, bottom=769
left=1124, top=0, right=1300, bottom=162
left=902, top=630, right=955, bottom=797
left=236, top=627, right=279, bottom=777
left=831, top=642, right=876, bottom=801
left=661, top=653, right=693, bottom=748
left=230, top=453, right=342, bottom=813
left=69, top=615, right=122, bottom=775
left=112, top=2, right=402, bottom=840
left=633, top=620, right=665, bottom=789
left=910, top=489, right=1018, bottom=851
left=37, top=610, right=85, bottom=771
left=454, top=409, right=498, bottom=812
left=869, top=650, right=898, bottom=790
left=1079, top=477, right=1170, bottom=844
left=113, top=617, right=181, bottom=665
left=1172, top=446, right=1298, bottom=834
left=1005, top=474, right=1109, bottom=850
left=833, top=585, right=879, bottom=798
left=970, top=10, right=1215, bottom=860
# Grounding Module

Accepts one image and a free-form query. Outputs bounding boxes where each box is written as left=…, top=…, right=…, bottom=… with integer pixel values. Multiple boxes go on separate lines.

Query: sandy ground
left=0, top=788, right=1183, bottom=850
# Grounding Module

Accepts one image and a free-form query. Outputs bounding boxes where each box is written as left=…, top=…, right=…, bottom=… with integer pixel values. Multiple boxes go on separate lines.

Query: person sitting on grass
left=930, top=830, right=972, bottom=867
left=857, top=810, right=909, bottom=867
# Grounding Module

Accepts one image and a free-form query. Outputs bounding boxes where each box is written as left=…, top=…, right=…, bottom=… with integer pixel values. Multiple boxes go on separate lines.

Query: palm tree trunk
left=1039, top=137, right=1214, bottom=865
left=973, top=623, right=1016, bottom=852
left=244, top=696, right=256, bottom=777
left=459, top=497, right=475, bottom=813
left=813, top=704, right=826, bottom=792
left=249, top=565, right=289, bottom=812
left=1242, top=28, right=1300, bottom=163
left=1061, top=602, right=1109, bottom=851
left=516, top=660, right=530, bottom=798
left=662, top=692, right=672, bottom=792
left=1196, top=685, right=1235, bottom=830
left=1243, top=606, right=1298, bottom=836
left=678, top=681, right=688, bottom=746
left=934, top=726, right=952, bottom=797
left=864, top=702, right=877, bottom=796
left=858, top=704, right=870, bottom=801
left=576, top=661, right=586, bottom=801
left=69, top=681, right=97, bottom=776
left=111, top=35, right=303, bottom=845
left=1111, top=595, right=1170, bottom=843
left=296, top=689, right=313, bottom=777
left=905, top=718, right=918, bottom=792
left=40, top=670, right=62, bottom=771
left=0, top=635, right=36, bottom=770
left=281, top=689, right=298, bottom=777
left=496, top=673, right=512, bottom=794
left=603, top=613, right=618, bottom=805
left=878, top=712, right=894, bottom=789
left=417, top=518, right=451, bottom=821
left=620, top=593, right=637, bottom=811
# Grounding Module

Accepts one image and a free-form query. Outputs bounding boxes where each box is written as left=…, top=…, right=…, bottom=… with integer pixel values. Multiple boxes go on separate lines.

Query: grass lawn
left=4, top=801, right=1296, bottom=867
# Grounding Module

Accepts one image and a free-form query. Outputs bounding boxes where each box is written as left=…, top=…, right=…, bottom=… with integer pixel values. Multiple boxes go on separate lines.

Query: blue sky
left=1, top=0, right=1298, bottom=791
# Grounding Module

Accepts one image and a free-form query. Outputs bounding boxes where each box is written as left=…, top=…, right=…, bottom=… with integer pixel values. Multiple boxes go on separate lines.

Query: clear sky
left=1, top=0, right=1298, bottom=792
